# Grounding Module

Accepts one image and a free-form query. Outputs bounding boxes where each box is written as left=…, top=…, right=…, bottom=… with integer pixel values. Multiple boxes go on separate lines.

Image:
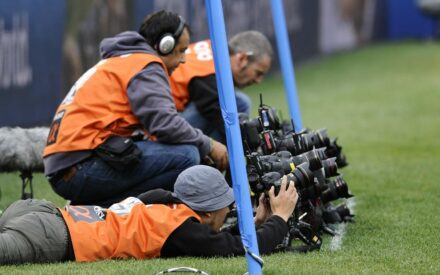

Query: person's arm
left=127, top=63, right=211, bottom=157
left=160, top=216, right=288, bottom=257
left=128, top=63, right=228, bottom=170
left=137, top=189, right=177, bottom=205
left=188, top=75, right=226, bottom=137
left=161, top=176, right=298, bottom=258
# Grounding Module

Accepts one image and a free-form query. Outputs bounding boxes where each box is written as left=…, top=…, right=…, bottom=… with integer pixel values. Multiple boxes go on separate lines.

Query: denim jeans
left=52, top=141, right=200, bottom=207
left=181, top=91, right=251, bottom=144
left=235, top=90, right=251, bottom=115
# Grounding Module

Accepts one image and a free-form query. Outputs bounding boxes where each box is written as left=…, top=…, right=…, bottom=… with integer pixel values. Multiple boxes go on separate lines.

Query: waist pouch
left=95, top=136, right=142, bottom=171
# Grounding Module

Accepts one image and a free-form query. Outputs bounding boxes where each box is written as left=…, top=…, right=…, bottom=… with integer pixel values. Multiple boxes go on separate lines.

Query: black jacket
left=189, top=75, right=227, bottom=140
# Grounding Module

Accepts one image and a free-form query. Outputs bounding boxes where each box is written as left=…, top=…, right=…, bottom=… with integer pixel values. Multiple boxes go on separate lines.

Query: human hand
left=254, top=193, right=272, bottom=226
left=268, top=175, right=298, bottom=222
left=208, top=139, right=229, bottom=171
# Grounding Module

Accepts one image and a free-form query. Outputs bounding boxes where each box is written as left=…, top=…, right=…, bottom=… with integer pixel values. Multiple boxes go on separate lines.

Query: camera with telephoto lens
left=276, top=147, right=328, bottom=164
left=323, top=202, right=355, bottom=224
left=274, top=149, right=339, bottom=179
left=320, top=175, right=353, bottom=204
left=271, top=130, right=318, bottom=155
left=248, top=148, right=338, bottom=178
left=259, top=149, right=340, bottom=196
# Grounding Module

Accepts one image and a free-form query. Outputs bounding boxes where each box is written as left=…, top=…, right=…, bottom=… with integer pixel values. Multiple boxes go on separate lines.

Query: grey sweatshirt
left=44, top=31, right=210, bottom=175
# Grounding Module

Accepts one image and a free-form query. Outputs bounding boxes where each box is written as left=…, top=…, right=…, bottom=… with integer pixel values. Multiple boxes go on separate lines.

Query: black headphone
left=157, top=16, right=185, bottom=55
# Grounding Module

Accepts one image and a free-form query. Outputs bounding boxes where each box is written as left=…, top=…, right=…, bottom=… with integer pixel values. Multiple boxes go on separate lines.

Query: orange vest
left=44, top=53, right=166, bottom=157
left=60, top=197, right=201, bottom=262
left=169, top=40, right=216, bottom=111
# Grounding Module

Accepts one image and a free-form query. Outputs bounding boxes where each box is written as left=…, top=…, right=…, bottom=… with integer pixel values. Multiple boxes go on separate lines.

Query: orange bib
left=60, top=197, right=201, bottom=262
left=169, top=40, right=216, bottom=111
left=44, top=53, right=165, bottom=156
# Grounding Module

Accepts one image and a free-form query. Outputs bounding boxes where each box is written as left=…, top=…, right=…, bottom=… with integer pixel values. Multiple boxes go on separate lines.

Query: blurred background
left=0, top=0, right=439, bottom=127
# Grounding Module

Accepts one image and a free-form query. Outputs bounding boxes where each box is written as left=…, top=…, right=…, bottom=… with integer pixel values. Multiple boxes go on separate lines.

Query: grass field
left=1, top=41, right=439, bottom=274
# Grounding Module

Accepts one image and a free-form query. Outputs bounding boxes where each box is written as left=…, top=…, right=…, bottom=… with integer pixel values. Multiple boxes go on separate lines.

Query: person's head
left=138, top=10, right=190, bottom=75
left=228, top=31, right=273, bottom=89
left=173, top=165, right=235, bottom=232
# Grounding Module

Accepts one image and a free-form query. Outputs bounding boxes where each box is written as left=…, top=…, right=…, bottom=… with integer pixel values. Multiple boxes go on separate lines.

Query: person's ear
left=236, top=52, right=249, bottom=70
left=198, top=211, right=213, bottom=224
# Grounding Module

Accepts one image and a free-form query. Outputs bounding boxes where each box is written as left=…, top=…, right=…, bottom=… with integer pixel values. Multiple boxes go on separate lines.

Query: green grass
left=1, top=41, right=440, bottom=274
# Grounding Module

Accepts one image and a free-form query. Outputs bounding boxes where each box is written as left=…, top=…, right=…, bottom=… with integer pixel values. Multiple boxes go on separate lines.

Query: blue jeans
left=235, top=90, right=252, bottom=115
left=181, top=91, right=251, bottom=143
left=52, top=141, right=199, bottom=207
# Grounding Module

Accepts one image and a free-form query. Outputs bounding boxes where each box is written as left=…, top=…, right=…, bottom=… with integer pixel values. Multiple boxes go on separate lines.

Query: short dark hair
left=138, top=10, right=189, bottom=48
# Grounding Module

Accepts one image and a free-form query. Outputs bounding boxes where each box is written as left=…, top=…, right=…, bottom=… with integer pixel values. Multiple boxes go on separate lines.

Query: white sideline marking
left=329, top=197, right=356, bottom=251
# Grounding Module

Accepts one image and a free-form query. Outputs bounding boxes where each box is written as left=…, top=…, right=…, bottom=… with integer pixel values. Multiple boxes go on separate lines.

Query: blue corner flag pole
left=271, top=0, right=303, bottom=132
left=205, top=0, right=262, bottom=274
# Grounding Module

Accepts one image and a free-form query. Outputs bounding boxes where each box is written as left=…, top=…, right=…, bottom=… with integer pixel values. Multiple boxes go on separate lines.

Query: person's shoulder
left=137, top=189, right=181, bottom=204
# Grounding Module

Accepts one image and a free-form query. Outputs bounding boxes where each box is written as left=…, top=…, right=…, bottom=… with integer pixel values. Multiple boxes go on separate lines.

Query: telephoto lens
left=322, top=205, right=342, bottom=224
left=321, top=157, right=338, bottom=178
left=258, top=161, right=316, bottom=197
left=323, top=203, right=355, bottom=224
left=314, top=128, right=331, bottom=147
left=294, top=148, right=328, bottom=162
left=273, top=135, right=299, bottom=155
left=320, top=175, right=353, bottom=204
left=325, top=138, right=349, bottom=168
left=335, top=203, right=355, bottom=222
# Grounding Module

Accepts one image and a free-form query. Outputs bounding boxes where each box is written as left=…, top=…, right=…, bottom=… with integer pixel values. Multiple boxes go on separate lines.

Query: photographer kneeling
left=0, top=165, right=297, bottom=264
left=43, top=10, right=228, bottom=208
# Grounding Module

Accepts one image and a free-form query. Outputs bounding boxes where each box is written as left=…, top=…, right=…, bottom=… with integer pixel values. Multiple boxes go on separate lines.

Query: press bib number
left=186, top=41, right=213, bottom=61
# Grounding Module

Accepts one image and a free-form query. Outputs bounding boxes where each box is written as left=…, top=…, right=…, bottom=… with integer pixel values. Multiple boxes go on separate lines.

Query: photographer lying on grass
left=0, top=165, right=298, bottom=264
